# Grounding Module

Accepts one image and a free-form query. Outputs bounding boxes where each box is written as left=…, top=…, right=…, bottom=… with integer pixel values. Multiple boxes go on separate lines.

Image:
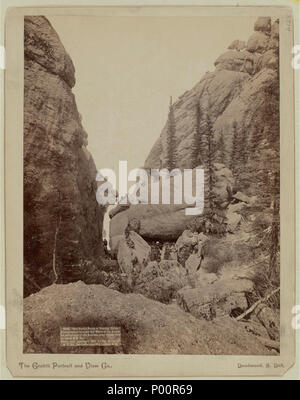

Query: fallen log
left=235, top=287, right=280, bottom=321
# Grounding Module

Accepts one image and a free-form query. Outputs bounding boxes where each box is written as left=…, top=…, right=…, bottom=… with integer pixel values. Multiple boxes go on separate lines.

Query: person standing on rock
left=150, top=241, right=162, bottom=262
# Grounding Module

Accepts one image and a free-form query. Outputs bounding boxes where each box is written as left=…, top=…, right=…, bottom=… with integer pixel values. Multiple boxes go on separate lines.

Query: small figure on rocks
left=150, top=240, right=162, bottom=262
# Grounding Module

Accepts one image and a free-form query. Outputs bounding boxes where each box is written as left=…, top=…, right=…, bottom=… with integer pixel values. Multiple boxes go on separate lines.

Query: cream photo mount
left=3, top=4, right=296, bottom=378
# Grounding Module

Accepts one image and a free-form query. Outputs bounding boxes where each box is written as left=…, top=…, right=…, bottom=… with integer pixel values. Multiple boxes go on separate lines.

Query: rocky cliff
left=145, top=17, right=279, bottom=172
left=24, top=17, right=104, bottom=297
left=110, top=17, right=279, bottom=247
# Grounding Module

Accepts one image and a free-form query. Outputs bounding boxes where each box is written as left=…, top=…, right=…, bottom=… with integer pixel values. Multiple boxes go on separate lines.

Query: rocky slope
left=23, top=281, right=272, bottom=355
left=24, top=17, right=104, bottom=296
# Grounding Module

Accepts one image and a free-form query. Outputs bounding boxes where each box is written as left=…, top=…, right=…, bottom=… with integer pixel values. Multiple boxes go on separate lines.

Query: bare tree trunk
left=235, top=287, right=280, bottom=321
left=269, top=171, right=280, bottom=282
left=52, top=215, right=62, bottom=284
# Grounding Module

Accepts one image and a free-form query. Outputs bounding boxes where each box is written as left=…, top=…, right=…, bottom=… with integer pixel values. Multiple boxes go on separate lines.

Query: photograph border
left=2, top=3, right=297, bottom=378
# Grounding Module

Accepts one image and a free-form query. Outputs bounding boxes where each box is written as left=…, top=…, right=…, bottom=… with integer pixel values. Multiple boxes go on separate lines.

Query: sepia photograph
left=23, top=14, right=281, bottom=355
left=2, top=4, right=297, bottom=379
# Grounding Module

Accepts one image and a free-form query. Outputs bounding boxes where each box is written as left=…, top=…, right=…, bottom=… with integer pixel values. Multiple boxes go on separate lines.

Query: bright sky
left=48, top=16, right=257, bottom=174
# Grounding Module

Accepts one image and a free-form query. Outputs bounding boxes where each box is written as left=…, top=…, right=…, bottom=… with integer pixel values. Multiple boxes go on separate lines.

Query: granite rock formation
left=110, top=18, right=279, bottom=248
left=145, top=18, right=278, bottom=170
left=110, top=163, right=234, bottom=250
left=24, top=17, right=104, bottom=296
left=23, top=281, right=272, bottom=355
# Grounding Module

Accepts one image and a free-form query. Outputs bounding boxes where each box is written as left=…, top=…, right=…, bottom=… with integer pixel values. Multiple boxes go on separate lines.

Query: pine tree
left=200, top=128, right=208, bottom=167
left=205, top=102, right=217, bottom=212
left=237, top=122, right=250, bottom=190
left=164, top=96, right=176, bottom=170
left=230, top=121, right=239, bottom=175
left=263, top=83, right=280, bottom=284
left=269, top=171, right=280, bottom=284
left=250, top=124, right=264, bottom=154
left=229, top=120, right=249, bottom=184
left=240, top=123, right=248, bottom=166
left=190, top=101, right=203, bottom=168
left=216, top=131, right=225, bottom=164
left=247, top=82, right=279, bottom=207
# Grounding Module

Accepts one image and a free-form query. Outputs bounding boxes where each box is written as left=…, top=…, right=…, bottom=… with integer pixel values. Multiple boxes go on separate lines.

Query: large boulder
left=23, top=281, right=272, bottom=355
left=259, top=49, right=278, bottom=70
left=117, top=231, right=151, bottom=282
left=185, top=254, right=202, bottom=274
left=177, top=277, right=254, bottom=320
left=246, top=32, right=269, bottom=54
left=175, top=229, right=198, bottom=266
left=228, top=39, right=246, bottom=51
left=110, top=203, right=189, bottom=251
left=215, top=50, right=256, bottom=74
left=226, top=203, right=244, bottom=232
left=135, top=260, right=188, bottom=303
left=254, top=17, right=271, bottom=33
left=110, top=164, right=234, bottom=250
left=175, top=230, right=208, bottom=268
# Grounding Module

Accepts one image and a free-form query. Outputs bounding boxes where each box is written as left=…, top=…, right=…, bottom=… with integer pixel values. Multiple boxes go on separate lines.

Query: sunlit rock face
left=110, top=18, right=279, bottom=248
left=145, top=19, right=278, bottom=171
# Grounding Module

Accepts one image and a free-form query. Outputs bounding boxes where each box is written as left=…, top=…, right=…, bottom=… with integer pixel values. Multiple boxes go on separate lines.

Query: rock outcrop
left=254, top=17, right=272, bottom=33
left=177, top=277, right=254, bottom=320
left=134, top=260, right=188, bottom=303
left=24, top=17, right=104, bottom=296
left=144, top=19, right=278, bottom=170
left=23, top=281, right=272, bottom=355
left=117, top=231, right=151, bottom=281
left=110, top=163, right=234, bottom=250
left=110, top=18, right=279, bottom=248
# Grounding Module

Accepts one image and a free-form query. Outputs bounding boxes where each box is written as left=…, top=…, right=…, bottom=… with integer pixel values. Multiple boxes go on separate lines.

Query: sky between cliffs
left=49, top=15, right=258, bottom=175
